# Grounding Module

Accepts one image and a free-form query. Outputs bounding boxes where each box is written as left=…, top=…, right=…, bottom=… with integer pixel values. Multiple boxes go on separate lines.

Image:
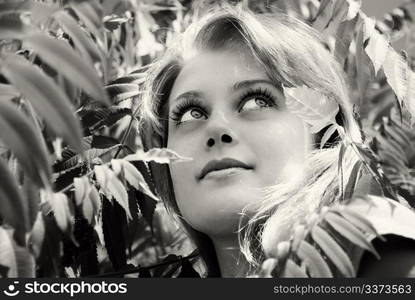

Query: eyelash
left=169, top=87, right=277, bottom=126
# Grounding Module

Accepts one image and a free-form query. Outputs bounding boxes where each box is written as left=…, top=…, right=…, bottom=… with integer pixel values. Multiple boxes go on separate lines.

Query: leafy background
left=0, top=0, right=414, bottom=278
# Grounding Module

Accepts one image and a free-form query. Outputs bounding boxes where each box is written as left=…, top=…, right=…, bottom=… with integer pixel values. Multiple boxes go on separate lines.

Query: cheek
left=244, top=114, right=309, bottom=185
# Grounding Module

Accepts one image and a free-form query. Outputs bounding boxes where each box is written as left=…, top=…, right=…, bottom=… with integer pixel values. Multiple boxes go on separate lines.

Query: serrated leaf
left=0, top=227, right=17, bottom=277
left=334, top=15, right=358, bottom=68
left=284, top=86, right=339, bottom=134
left=0, top=159, right=28, bottom=246
left=383, top=49, right=408, bottom=106
left=355, top=19, right=374, bottom=102
left=23, top=34, right=109, bottom=105
left=311, top=225, right=355, bottom=277
left=344, top=0, right=361, bottom=21
left=364, top=17, right=389, bottom=75
left=0, top=84, right=19, bottom=98
left=43, top=191, right=73, bottom=233
left=325, top=211, right=380, bottom=259
left=94, top=165, right=132, bottom=220
left=81, top=107, right=132, bottom=130
left=55, top=145, right=119, bottom=172
left=28, top=212, right=45, bottom=258
left=0, top=17, right=30, bottom=39
left=405, top=67, right=415, bottom=123
left=1, top=53, right=83, bottom=152
left=87, top=184, right=101, bottom=224
left=281, top=259, right=308, bottom=278
left=0, top=1, right=57, bottom=21
left=112, top=159, right=158, bottom=201
left=109, top=73, right=146, bottom=85
left=0, top=100, right=51, bottom=187
left=312, top=0, right=334, bottom=30
left=296, top=240, right=333, bottom=277
left=105, top=83, right=141, bottom=103
left=101, top=197, right=127, bottom=271
left=136, top=190, right=157, bottom=230
left=54, top=10, right=101, bottom=64
left=74, top=176, right=91, bottom=206
left=70, top=0, right=103, bottom=41
left=103, top=15, right=129, bottom=31
left=124, top=148, right=193, bottom=164
left=14, top=244, right=35, bottom=277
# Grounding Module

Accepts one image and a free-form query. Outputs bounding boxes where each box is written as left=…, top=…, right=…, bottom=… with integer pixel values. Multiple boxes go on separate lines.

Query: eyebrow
left=171, top=79, right=278, bottom=104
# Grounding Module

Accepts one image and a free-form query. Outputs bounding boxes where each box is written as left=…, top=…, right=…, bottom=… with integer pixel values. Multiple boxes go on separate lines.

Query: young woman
left=138, top=5, right=415, bottom=277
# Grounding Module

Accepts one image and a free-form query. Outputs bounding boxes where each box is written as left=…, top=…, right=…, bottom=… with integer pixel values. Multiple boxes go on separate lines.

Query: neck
left=211, top=235, right=249, bottom=277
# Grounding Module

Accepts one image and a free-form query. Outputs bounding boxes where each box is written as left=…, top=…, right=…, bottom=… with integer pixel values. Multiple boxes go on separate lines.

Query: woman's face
left=167, top=49, right=311, bottom=237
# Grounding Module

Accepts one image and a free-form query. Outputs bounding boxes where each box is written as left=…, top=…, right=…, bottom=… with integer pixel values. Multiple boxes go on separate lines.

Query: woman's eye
left=240, top=97, right=273, bottom=112
left=180, top=108, right=207, bottom=123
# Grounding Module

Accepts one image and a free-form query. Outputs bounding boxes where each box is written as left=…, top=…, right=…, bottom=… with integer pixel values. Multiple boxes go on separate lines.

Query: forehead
left=169, top=50, right=268, bottom=101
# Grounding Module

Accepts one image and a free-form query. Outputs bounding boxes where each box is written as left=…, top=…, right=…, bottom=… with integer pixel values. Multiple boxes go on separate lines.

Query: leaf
left=383, top=48, right=408, bottom=106
left=74, top=176, right=91, bottom=206
left=86, top=184, right=101, bottom=224
left=311, top=225, right=355, bottom=277
left=177, top=258, right=200, bottom=278
left=0, top=159, right=28, bottom=246
left=105, top=83, right=141, bottom=103
left=281, top=259, right=308, bottom=278
left=344, top=160, right=363, bottom=200
left=1, top=53, right=83, bottom=152
left=43, top=191, right=73, bottom=233
left=112, top=159, right=159, bottom=201
left=70, top=0, right=103, bottom=41
left=334, top=15, right=358, bottom=68
left=364, top=16, right=389, bottom=75
left=296, top=240, right=333, bottom=277
left=124, top=148, right=193, bottom=164
left=405, top=67, right=415, bottom=123
left=354, top=20, right=375, bottom=104
left=344, top=0, right=361, bottom=21
left=284, top=86, right=339, bottom=134
left=23, top=34, right=109, bottom=105
left=80, top=107, right=132, bottom=131
left=136, top=190, right=157, bottom=231
left=101, top=197, right=127, bottom=271
left=312, top=0, right=334, bottom=30
left=28, top=212, right=45, bottom=258
left=324, top=211, right=380, bottom=259
left=0, top=84, right=19, bottom=99
left=0, top=227, right=17, bottom=277
left=0, top=17, right=30, bottom=40
left=109, top=73, right=146, bottom=85
left=320, top=124, right=338, bottom=149
left=14, top=244, right=35, bottom=277
left=53, top=10, right=101, bottom=64
left=55, top=145, right=119, bottom=172
left=103, top=15, right=129, bottom=31
left=0, top=1, right=57, bottom=21
left=0, top=100, right=51, bottom=187
left=94, top=165, right=132, bottom=220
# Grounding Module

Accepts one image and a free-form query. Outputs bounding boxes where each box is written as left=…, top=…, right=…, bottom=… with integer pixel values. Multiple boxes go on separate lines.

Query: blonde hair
left=139, top=5, right=362, bottom=276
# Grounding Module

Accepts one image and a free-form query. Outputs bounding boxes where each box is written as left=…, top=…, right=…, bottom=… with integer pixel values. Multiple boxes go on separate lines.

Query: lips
left=197, top=158, right=253, bottom=180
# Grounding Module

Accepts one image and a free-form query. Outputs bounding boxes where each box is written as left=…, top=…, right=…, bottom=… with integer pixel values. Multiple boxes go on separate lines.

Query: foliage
left=0, top=0, right=415, bottom=278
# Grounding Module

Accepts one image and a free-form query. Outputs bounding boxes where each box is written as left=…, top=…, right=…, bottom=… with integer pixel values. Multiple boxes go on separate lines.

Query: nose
left=205, top=112, right=238, bottom=149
